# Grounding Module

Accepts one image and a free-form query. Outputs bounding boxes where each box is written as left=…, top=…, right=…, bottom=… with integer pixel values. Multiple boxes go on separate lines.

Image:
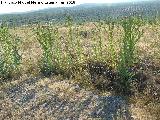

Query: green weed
left=105, top=20, right=117, bottom=69
left=0, top=24, right=21, bottom=80
left=92, top=21, right=104, bottom=61
left=36, top=25, right=54, bottom=76
left=118, top=17, right=144, bottom=94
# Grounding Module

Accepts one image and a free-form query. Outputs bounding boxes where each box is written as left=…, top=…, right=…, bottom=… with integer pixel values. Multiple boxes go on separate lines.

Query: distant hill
left=0, top=0, right=160, bottom=26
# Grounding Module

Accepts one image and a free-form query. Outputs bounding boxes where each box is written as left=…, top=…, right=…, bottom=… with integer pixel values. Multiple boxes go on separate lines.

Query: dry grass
left=1, top=21, right=160, bottom=119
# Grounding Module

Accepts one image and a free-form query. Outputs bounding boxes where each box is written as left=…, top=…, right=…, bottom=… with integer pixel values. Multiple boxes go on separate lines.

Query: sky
left=0, top=0, right=151, bottom=14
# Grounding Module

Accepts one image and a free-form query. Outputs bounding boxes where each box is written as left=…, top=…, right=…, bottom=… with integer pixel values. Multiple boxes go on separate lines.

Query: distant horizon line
left=0, top=0, right=155, bottom=15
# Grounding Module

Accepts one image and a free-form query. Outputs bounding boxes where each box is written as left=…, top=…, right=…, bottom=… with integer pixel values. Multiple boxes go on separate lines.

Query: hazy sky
left=0, top=0, right=151, bottom=14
